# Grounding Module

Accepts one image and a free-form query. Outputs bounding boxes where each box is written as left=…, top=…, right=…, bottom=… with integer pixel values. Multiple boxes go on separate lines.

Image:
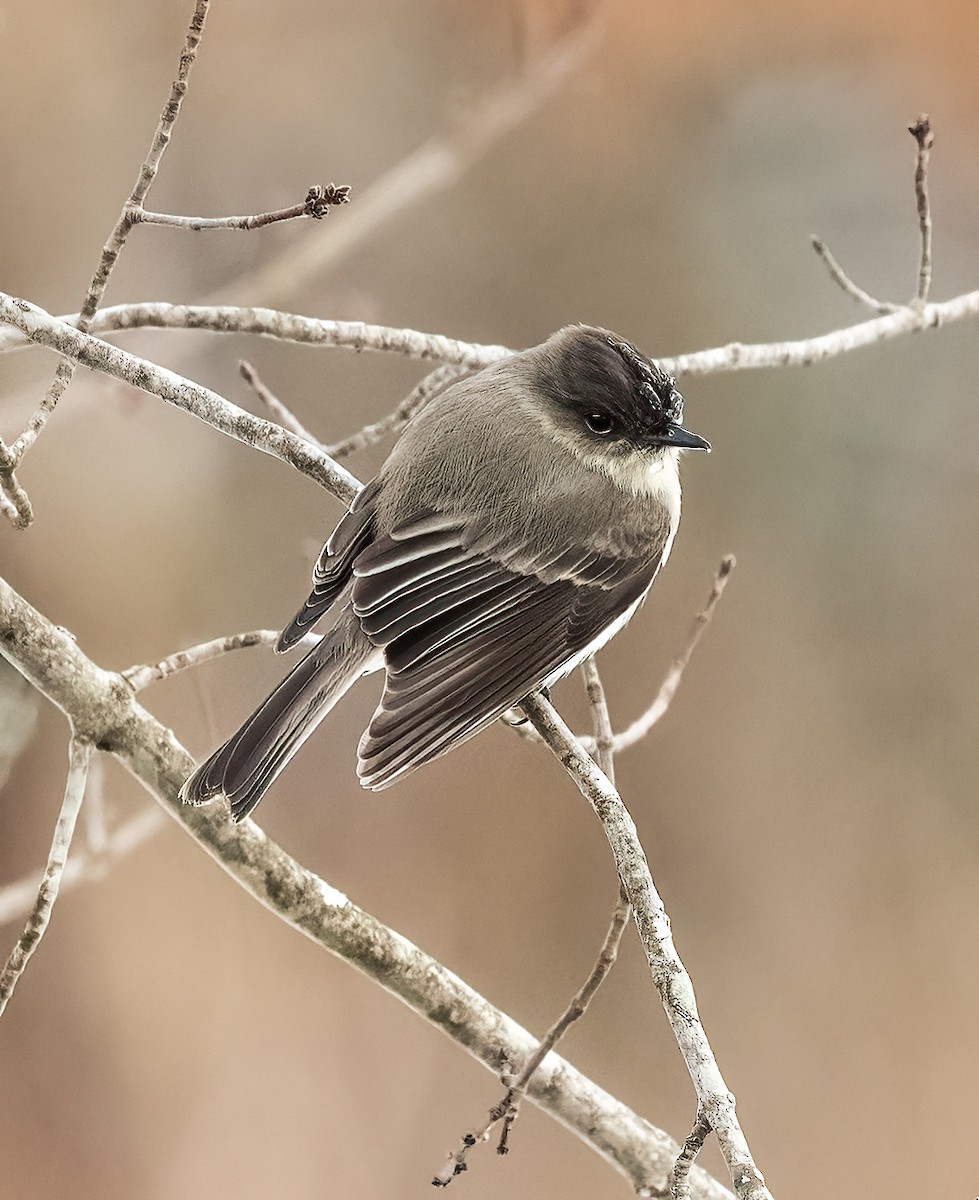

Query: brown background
left=2, top=2, right=979, bottom=1197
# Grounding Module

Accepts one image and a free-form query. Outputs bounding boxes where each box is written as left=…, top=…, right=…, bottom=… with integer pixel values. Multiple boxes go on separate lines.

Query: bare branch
left=135, top=183, right=351, bottom=231
left=6, top=0, right=212, bottom=504
left=521, top=692, right=771, bottom=1200
left=5, top=291, right=977, bottom=382
left=211, top=17, right=599, bottom=308
left=583, top=658, right=616, bottom=780
left=810, top=236, right=900, bottom=314
left=0, top=572, right=733, bottom=1200
left=239, top=361, right=323, bottom=446
left=0, top=295, right=361, bottom=506
left=0, top=301, right=512, bottom=366
left=0, top=807, right=166, bottom=929
left=122, top=628, right=321, bottom=692
left=811, top=116, right=938, bottom=316
left=909, top=115, right=935, bottom=304
left=656, top=288, right=979, bottom=376
left=0, top=737, right=94, bottom=1016
left=438, top=660, right=632, bottom=1185
left=611, top=556, right=735, bottom=754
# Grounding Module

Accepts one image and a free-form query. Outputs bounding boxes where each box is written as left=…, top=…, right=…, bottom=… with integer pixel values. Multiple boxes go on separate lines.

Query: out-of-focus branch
left=208, top=15, right=599, bottom=308
left=0, top=808, right=167, bottom=929
left=521, top=692, right=771, bottom=1200
left=0, top=572, right=732, bottom=1200
left=0, top=737, right=93, bottom=1015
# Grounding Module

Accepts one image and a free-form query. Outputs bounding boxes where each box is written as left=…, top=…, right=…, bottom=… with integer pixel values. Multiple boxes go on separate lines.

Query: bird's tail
left=179, top=610, right=377, bottom=822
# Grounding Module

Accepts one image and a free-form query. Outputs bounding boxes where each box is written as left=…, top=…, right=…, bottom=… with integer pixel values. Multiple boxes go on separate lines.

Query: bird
left=180, top=325, right=710, bottom=821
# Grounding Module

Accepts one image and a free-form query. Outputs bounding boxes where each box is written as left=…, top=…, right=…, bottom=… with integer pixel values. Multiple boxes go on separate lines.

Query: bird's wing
left=276, top=478, right=382, bottom=652
left=352, top=512, right=661, bottom=788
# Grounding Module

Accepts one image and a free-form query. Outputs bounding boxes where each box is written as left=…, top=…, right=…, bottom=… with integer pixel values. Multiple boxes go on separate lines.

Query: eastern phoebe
left=180, top=325, right=710, bottom=821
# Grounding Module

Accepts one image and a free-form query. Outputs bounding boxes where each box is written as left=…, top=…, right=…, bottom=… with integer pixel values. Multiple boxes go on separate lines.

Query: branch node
left=304, top=183, right=351, bottom=218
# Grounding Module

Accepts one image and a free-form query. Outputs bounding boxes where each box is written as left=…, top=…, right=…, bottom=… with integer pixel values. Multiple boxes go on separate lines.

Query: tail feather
left=180, top=612, right=377, bottom=822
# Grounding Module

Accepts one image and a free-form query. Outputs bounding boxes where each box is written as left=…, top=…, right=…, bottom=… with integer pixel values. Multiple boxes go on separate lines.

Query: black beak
left=653, top=421, right=711, bottom=453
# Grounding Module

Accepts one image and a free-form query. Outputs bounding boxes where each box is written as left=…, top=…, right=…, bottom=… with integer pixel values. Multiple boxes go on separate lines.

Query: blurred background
left=2, top=1, right=979, bottom=1197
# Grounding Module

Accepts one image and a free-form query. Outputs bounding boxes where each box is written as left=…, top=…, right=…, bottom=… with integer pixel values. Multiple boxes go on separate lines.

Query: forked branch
left=0, top=573, right=732, bottom=1200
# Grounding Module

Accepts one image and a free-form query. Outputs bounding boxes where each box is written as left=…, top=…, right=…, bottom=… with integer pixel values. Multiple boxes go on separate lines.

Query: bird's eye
left=585, top=411, right=616, bottom=435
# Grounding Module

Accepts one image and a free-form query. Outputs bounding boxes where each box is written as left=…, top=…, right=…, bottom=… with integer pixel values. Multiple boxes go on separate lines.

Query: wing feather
left=352, top=515, right=662, bottom=789
left=276, top=478, right=381, bottom=651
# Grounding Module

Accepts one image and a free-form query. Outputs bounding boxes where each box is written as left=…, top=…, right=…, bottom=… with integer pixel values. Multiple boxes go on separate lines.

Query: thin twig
left=5, top=290, right=978, bottom=379
left=0, top=738, right=93, bottom=1016
left=501, top=662, right=628, bottom=1128
left=122, top=628, right=321, bottom=692
left=436, top=660, right=632, bottom=1184
left=239, top=361, right=323, bottom=446
left=810, top=237, right=900, bottom=314
left=583, top=659, right=616, bottom=781
left=0, top=298, right=510, bottom=367
left=135, top=183, right=350, bottom=231
left=521, top=692, right=771, bottom=1200
left=909, top=115, right=935, bottom=304
left=0, top=806, right=167, bottom=929
left=610, top=557, right=735, bottom=754
left=326, top=364, right=469, bottom=459
left=6, top=0, right=211, bottom=486
left=672, top=1109, right=713, bottom=1200
left=0, top=573, right=733, bottom=1200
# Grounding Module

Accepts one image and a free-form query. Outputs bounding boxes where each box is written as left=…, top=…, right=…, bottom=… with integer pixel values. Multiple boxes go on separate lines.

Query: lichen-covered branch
left=0, top=294, right=361, bottom=506
left=4, top=291, right=977, bottom=384
left=659, top=287, right=979, bottom=376
left=0, top=299, right=510, bottom=366
left=0, top=572, right=732, bottom=1200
